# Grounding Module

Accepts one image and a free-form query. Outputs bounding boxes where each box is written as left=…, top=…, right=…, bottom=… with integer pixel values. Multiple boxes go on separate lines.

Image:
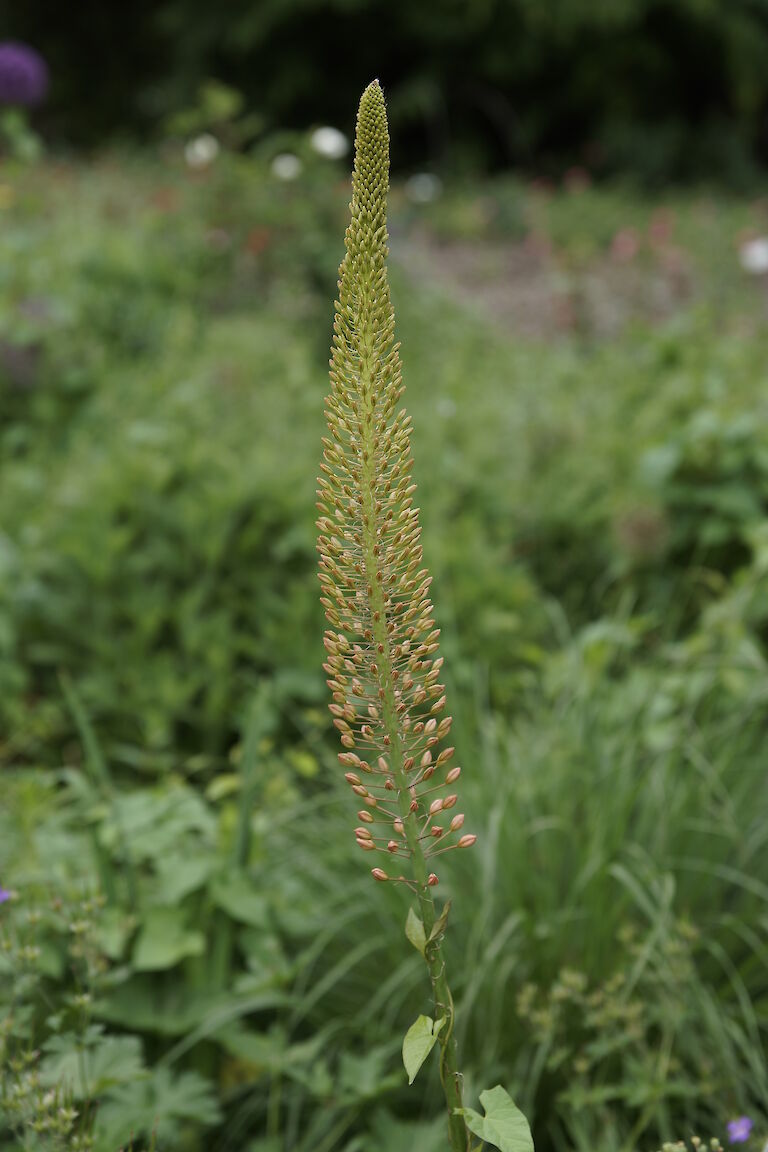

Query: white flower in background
left=310, top=126, right=349, bottom=160
left=184, top=133, right=219, bottom=169
left=271, top=152, right=303, bottom=181
left=405, top=172, right=443, bottom=204
left=739, top=236, right=768, bottom=275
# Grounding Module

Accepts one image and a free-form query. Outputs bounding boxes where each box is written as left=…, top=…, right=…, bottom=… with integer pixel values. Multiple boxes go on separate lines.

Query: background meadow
left=1, top=8, right=768, bottom=1151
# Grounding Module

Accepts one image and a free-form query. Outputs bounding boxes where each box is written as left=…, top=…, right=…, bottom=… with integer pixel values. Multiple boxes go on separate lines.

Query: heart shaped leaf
left=402, top=1014, right=445, bottom=1085
left=455, top=1086, right=534, bottom=1152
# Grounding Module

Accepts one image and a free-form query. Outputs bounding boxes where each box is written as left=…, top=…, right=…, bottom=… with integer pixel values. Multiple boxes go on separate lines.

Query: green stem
left=359, top=381, right=468, bottom=1152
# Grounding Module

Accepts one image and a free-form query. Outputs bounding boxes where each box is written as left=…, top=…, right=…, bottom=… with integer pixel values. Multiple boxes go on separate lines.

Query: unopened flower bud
left=393, top=818, right=404, bottom=834
left=429, top=797, right=443, bottom=815
left=449, top=813, right=465, bottom=831
left=427, top=873, right=439, bottom=886
left=372, top=868, right=389, bottom=882
left=344, top=772, right=361, bottom=785
left=445, top=766, right=461, bottom=783
left=358, top=810, right=374, bottom=823
left=458, top=834, right=477, bottom=848
left=443, top=793, right=458, bottom=809
left=387, top=840, right=398, bottom=853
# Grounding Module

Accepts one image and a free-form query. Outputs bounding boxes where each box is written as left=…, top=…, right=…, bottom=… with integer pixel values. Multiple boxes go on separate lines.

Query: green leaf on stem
left=455, top=1086, right=534, bottom=1152
left=402, top=1014, right=445, bottom=1085
left=428, top=898, right=452, bottom=944
left=405, top=907, right=427, bottom=956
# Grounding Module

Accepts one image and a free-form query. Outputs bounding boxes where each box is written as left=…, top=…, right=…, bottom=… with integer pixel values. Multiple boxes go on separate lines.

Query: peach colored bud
left=445, top=766, right=461, bottom=783
left=437, top=747, right=455, bottom=765
left=354, top=827, right=373, bottom=839
left=393, top=818, right=404, bottom=835
left=424, top=718, right=437, bottom=734
left=341, top=733, right=355, bottom=748
left=387, top=841, right=398, bottom=853
left=430, top=696, right=446, bottom=713
left=338, top=752, right=360, bottom=767
left=357, top=838, right=376, bottom=851
left=449, top=813, right=465, bottom=831
left=429, top=797, right=443, bottom=815
left=378, top=756, right=388, bottom=772
left=420, top=750, right=433, bottom=767
left=352, top=784, right=368, bottom=796
left=384, top=779, right=394, bottom=790
left=422, top=765, right=435, bottom=780
left=410, top=799, right=418, bottom=812
left=443, top=793, right=458, bottom=809
left=458, top=834, right=477, bottom=848
left=431, top=826, right=444, bottom=837
left=427, top=873, right=439, bottom=886
left=358, top=810, right=374, bottom=823
left=372, top=868, right=389, bottom=882
left=344, top=772, right=361, bottom=785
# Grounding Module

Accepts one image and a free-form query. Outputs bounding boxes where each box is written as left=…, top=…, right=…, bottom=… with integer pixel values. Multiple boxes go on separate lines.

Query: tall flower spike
left=317, top=81, right=475, bottom=887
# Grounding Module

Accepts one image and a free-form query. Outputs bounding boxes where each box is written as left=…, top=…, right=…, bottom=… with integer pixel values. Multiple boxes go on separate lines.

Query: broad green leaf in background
left=402, top=1014, right=445, bottom=1085
left=40, top=1033, right=144, bottom=1100
left=95, top=1067, right=221, bottom=1148
left=209, top=869, right=270, bottom=927
left=456, top=1086, right=534, bottom=1152
left=132, top=907, right=205, bottom=971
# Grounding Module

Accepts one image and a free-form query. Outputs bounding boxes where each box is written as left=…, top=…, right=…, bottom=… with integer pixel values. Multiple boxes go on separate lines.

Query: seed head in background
left=316, top=80, right=476, bottom=889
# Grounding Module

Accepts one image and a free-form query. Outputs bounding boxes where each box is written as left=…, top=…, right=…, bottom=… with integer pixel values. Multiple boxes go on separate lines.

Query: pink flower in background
left=564, top=166, right=591, bottom=193
left=648, top=208, right=675, bottom=247
left=611, top=227, right=640, bottom=262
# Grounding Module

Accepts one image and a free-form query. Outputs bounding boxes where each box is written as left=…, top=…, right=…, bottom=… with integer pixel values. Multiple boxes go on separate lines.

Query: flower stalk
left=317, top=79, right=473, bottom=1150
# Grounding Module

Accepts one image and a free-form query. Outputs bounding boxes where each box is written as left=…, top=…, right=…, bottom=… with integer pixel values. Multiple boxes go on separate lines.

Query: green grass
left=0, top=148, right=767, bottom=1151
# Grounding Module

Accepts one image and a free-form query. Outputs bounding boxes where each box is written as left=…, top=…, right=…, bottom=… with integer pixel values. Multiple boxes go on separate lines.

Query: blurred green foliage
left=1, top=144, right=768, bottom=1149
left=4, top=0, right=768, bottom=181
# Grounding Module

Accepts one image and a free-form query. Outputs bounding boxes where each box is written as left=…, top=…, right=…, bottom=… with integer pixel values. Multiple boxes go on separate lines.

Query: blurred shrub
left=6, top=0, right=768, bottom=181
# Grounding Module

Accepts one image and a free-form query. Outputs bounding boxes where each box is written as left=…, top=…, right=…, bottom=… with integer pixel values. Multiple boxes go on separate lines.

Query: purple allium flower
left=0, top=887, right=11, bottom=905
left=728, top=1117, right=754, bottom=1144
left=0, top=42, right=48, bottom=107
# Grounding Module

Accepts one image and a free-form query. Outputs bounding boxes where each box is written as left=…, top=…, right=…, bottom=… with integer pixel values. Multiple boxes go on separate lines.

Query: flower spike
left=317, top=81, right=474, bottom=884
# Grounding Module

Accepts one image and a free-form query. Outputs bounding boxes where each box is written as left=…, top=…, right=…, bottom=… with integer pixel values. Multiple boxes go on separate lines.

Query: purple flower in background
left=0, top=887, right=11, bottom=905
left=728, top=1117, right=754, bottom=1144
left=0, top=42, right=48, bottom=107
